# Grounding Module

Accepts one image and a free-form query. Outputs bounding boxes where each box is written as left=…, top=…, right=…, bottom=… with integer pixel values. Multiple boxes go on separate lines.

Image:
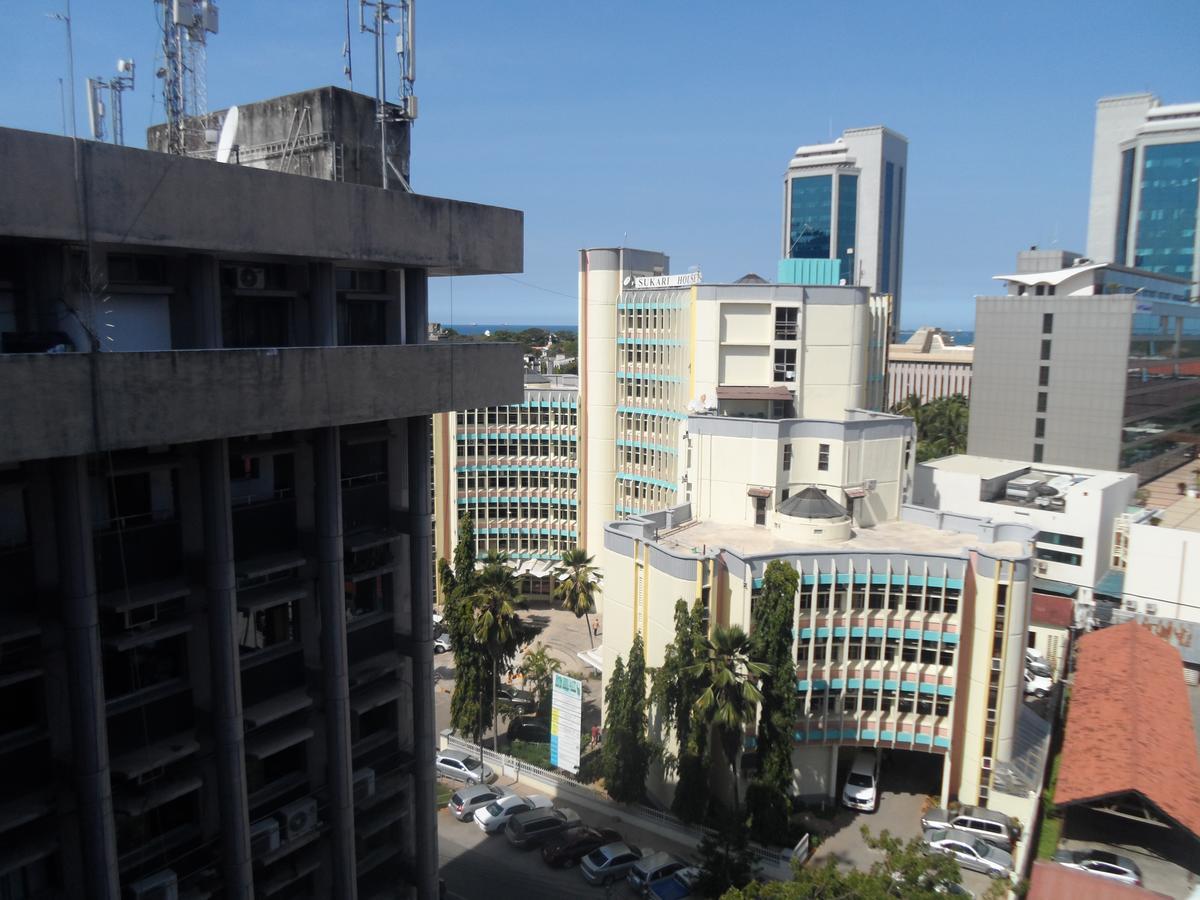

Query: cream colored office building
left=578, top=247, right=889, bottom=554
left=601, top=416, right=1038, bottom=809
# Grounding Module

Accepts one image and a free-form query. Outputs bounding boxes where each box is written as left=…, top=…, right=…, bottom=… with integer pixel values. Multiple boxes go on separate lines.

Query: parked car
left=433, top=632, right=452, bottom=654
left=924, top=827, right=1013, bottom=879
left=1025, top=647, right=1052, bottom=678
left=474, top=794, right=553, bottom=834
left=920, top=804, right=1017, bottom=850
left=627, top=852, right=689, bottom=895
left=434, top=749, right=495, bottom=784
left=448, top=783, right=508, bottom=821
left=647, top=866, right=703, bottom=900
left=505, top=807, right=583, bottom=849
left=580, top=841, right=644, bottom=886
left=842, top=749, right=882, bottom=812
left=541, top=826, right=623, bottom=868
left=507, top=717, right=551, bottom=744
left=496, top=684, right=536, bottom=713
left=1053, top=849, right=1143, bottom=886
left=1024, top=668, right=1053, bottom=698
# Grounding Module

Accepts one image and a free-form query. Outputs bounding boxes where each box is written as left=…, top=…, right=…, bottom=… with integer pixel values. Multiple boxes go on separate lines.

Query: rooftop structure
left=887, top=325, right=973, bottom=407
left=1056, top=623, right=1200, bottom=842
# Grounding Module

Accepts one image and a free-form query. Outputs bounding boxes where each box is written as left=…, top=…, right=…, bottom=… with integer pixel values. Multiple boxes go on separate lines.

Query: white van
left=842, top=749, right=881, bottom=812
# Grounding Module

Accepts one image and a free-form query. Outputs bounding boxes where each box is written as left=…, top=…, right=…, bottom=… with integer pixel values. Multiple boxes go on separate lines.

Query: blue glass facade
left=1134, top=141, right=1200, bottom=281
left=836, top=174, right=858, bottom=282
left=1115, top=148, right=1136, bottom=265
left=880, top=162, right=895, bottom=293
left=788, top=174, right=832, bottom=259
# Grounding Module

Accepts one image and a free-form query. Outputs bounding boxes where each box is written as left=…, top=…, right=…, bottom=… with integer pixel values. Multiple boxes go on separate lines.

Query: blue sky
left=3, top=1, right=1198, bottom=329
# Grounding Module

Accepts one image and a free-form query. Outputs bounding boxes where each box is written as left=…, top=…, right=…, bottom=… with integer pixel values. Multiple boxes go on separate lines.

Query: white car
left=434, top=749, right=495, bottom=784
left=924, top=827, right=1013, bottom=879
left=433, top=633, right=452, bottom=654
left=842, top=749, right=881, bottom=812
left=474, top=793, right=553, bottom=833
left=1024, top=668, right=1053, bottom=698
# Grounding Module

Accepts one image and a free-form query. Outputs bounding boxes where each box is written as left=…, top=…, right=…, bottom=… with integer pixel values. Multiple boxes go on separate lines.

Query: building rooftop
left=1028, top=862, right=1172, bottom=900
left=655, top=515, right=1025, bottom=561
left=1056, top=623, right=1200, bottom=841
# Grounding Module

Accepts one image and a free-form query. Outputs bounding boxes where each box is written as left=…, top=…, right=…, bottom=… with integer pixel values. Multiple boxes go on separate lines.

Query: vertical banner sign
left=549, top=673, right=583, bottom=773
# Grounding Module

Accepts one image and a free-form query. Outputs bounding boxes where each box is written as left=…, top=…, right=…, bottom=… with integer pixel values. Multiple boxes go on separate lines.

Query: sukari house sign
left=623, top=271, right=702, bottom=290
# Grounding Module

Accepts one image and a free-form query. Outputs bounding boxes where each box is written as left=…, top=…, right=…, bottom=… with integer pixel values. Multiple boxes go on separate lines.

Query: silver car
left=434, top=749, right=496, bottom=784
left=924, top=827, right=1013, bottom=879
left=581, top=842, right=644, bottom=886
left=921, top=804, right=1016, bottom=850
left=1053, top=849, right=1143, bottom=886
left=448, top=783, right=509, bottom=821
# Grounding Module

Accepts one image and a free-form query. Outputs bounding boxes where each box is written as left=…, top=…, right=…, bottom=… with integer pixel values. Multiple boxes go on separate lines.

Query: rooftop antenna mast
left=359, top=0, right=417, bottom=191
left=87, top=59, right=136, bottom=146
left=156, top=1, right=218, bottom=155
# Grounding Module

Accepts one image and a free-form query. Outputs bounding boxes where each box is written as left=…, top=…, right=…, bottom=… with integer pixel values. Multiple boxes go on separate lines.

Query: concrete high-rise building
left=967, top=249, right=1194, bottom=476
left=782, top=127, right=908, bottom=335
left=0, top=107, right=521, bottom=899
left=887, top=327, right=974, bottom=408
left=578, top=248, right=890, bottom=553
left=433, top=374, right=579, bottom=592
left=1086, top=94, right=1200, bottom=286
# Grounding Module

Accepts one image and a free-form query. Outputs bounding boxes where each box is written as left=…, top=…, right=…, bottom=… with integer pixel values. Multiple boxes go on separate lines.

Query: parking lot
left=437, top=775, right=700, bottom=900
left=810, top=750, right=996, bottom=896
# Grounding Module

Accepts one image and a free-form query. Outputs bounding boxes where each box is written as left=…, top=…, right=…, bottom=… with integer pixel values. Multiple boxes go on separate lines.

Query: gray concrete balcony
left=0, top=342, right=523, bottom=464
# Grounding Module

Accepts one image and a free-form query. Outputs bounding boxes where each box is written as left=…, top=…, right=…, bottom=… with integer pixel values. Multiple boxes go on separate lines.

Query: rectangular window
left=1036, top=546, right=1082, bottom=566
left=1115, top=148, right=1136, bottom=265
left=782, top=444, right=792, bottom=471
left=1042, top=313, right=1054, bottom=334
left=1037, top=531, right=1084, bottom=549
left=773, top=348, right=797, bottom=382
left=818, top=443, right=830, bottom=471
left=836, top=173, right=859, bottom=281
left=754, top=496, right=766, bottom=526
left=1041, top=339, right=1052, bottom=361
left=774, top=307, right=798, bottom=340
left=1033, top=443, right=1044, bottom=463
left=1038, top=366, right=1050, bottom=387
left=1035, top=418, right=1045, bottom=439
left=1135, top=141, right=1200, bottom=280
left=1037, top=392, right=1048, bottom=413
left=787, top=175, right=833, bottom=259
left=781, top=488, right=790, bottom=501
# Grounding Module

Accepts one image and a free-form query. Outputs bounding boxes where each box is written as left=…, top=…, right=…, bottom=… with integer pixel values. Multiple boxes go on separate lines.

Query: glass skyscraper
left=782, top=126, right=908, bottom=338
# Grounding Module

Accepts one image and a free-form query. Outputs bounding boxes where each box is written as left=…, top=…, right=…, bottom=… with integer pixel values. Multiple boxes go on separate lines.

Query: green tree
left=602, top=636, right=652, bottom=803
left=893, top=393, right=969, bottom=463
left=651, top=598, right=710, bottom=822
left=721, top=827, right=999, bottom=900
left=747, top=561, right=800, bottom=844
left=516, top=642, right=561, bottom=715
left=470, top=559, right=524, bottom=752
left=552, top=546, right=602, bottom=649
left=441, top=514, right=493, bottom=757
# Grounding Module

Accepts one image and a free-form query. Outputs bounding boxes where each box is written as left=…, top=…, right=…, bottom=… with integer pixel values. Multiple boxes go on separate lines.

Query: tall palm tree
left=470, top=561, right=522, bottom=752
left=552, top=547, right=602, bottom=649
left=687, top=623, right=769, bottom=816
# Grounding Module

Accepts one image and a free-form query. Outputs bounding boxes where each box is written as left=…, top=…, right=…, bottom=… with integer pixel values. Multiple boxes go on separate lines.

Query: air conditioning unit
left=123, top=603, right=158, bottom=631
left=353, top=767, right=377, bottom=803
left=127, top=869, right=178, bottom=900
left=250, top=817, right=281, bottom=856
left=1145, top=602, right=1158, bottom=615
left=864, top=479, right=877, bottom=491
left=1035, top=561, right=1049, bottom=574
left=277, top=797, right=318, bottom=841
left=1124, top=599, right=1139, bottom=611
left=236, top=265, right=266, bottom=289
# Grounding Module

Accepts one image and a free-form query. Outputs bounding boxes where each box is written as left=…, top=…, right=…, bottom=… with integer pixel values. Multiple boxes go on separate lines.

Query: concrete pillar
left=940, top=750, right=953, bottom=807
left=404, top=268, right=427, bottom=346
left=199, top=440, right=254, bottom=899
left=314, top=427, right=357, bottom=900
left=826, top=745, right=839, bottom=800
left=406, top=413, right=439, bottom=900
left=310, top=262, right=337, bottom=347
left=53, top=455, right=120, bottom=900
left=189, top=254, right=223, bottom=349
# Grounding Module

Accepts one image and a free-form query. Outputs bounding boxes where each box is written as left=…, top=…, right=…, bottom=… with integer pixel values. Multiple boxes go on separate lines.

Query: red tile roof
left=1056, top=622, right=1200, bottom=839
left=1031, top=592, right=1073, bottom=628
left=1028, top=862, right=1173, bottom=900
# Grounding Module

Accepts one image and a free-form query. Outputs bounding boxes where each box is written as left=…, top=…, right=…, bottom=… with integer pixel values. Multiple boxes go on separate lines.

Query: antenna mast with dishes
left=87, top=59, right=136, bottom=145
left=156, top=0, right=219, bottom=155
left=359, top=0, right=417, bottom=190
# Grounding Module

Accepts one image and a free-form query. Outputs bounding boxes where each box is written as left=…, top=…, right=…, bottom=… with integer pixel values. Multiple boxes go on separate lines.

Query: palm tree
left=470, top=561, right=523, bottom=752
left=687, top=624, right=769, bottom=816
left=552, top=547, right=602, bottom=649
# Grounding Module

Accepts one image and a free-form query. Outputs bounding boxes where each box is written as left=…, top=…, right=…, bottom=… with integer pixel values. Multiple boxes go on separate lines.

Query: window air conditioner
left=250, top=817, right=281, bottom=856
left=277, top=797, right=318, bottom=841
left=236, top=265, right=266, bottom=289
left=864, top=479, right=877, bottom=491
left=353, top=767, right=377, bottom=803
left=1145, top=602, right=1157, bottom=615
left=127, top=869, right=178, bottom=900
left=1123, top=599, right=1138, bottom=612
left=1035, top=561, right=1048, bottom=574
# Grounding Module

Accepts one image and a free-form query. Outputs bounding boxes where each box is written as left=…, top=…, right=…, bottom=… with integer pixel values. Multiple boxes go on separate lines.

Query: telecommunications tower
left=359, top=0, right=417, bottom=190
left=156, top=0, right=219, bottom=155
left=87, top=59, right=136, bottom=146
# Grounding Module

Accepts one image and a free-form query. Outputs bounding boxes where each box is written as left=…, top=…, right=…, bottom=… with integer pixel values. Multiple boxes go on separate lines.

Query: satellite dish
left=216, top=105, right=239, bottom=163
